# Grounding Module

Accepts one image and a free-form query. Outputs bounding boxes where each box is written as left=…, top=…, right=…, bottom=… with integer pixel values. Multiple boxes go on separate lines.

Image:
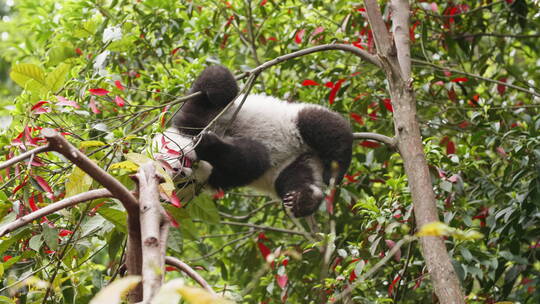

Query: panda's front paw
left=282, top=191, right=299, bottom=212
left=195, top=131, right=223, bottom=159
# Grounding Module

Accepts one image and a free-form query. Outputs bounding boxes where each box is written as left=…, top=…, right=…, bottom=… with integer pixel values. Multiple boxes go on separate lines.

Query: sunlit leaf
left=89, top=276, right=141, bottom=304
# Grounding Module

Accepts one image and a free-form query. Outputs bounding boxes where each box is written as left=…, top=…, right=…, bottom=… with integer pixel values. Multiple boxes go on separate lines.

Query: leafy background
left=0, top=0, right=538, bottom=303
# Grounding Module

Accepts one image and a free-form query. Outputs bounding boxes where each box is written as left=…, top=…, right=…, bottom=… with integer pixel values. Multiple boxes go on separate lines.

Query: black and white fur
left=155, top=66, right=353, bottom=217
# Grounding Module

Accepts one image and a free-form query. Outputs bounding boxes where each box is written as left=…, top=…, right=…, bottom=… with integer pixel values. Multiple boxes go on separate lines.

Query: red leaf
left=324, top=81, right=334, bottom=88
left=56, top=96, right=80, bottom=108
left=89, top=97, right=101, bottom=114
left=31, top=101, right=49, bottom=111
left=294, top=29, right=306, bottom=44
left=59, top=229, right=73, bottom=237
left=258, top=232, right=268, bottom=241
left=28, top=195, right=38, bottom=212
left=325, top=189, right=336, bottom=214
left=447, top=88, right=457, bottom=102
left=311, top=26, right=324, bottom=37
left=114, top=96, right=126, bottom=107
left=3, top=255, right=12, bottom=262
left=349, top=270, right=357, bottom=282
left=350, top=113, right=364, bottom=125
left=88, top=88, right=110, bottom=96
left=328, top=79, right=345, bottom=105
left=276, top=274, right=288, bottom=289
left=458, top=121, right=469, bottom=128
left=75, top=48, right=83, bottom=55
left=385, top=240, right=401, bottom=261
left=360, top=141, right=380, bottom=148
left=33, top=107, right=51, bottom=114
left=213, top=189, right=225, bottom=200
left=497, top=77, right=507, bottom=96
left=301, top=79, right=319, bottom=86
left=446, top=140, right=456, bottom=155
left=114, top=80, right=125, bottom=91
left=260, top=0, right=267, bottom=6
left=450, top=77, right=468, bottom=83
left=165, top=266, right=177, bottom=272
left=496, top=146, right=508, bottom=158
left=34, top=176, right=53, bottom=199
left=257, top=241, right=271, bottom=260
left=382, top=98, right=393, bottom=112
left=282, top=258, right=289, bottom=266
left=170, top=192, right=182, bottom=208
left=388, top=275, right=401, bottom=297
left=268, top=36, right=278, bottom=41
left=165, top=211, right=179, bottom=228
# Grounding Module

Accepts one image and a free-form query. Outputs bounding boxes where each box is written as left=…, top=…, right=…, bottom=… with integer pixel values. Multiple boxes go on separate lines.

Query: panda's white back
left=210, top=94, right=322, bottom=195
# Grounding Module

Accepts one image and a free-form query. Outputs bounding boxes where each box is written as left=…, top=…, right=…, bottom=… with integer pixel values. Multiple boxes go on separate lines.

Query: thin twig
left=165, top=256, right=216, bottom=295
left=353, top=132, right=396, bottom=147
left=412, top=59, right=540, bottom=98
left=219, top=220, right=309, bottom=237
left=0, top=189, right=112, bottom=237
left=0, top=145, right=51, bottom=170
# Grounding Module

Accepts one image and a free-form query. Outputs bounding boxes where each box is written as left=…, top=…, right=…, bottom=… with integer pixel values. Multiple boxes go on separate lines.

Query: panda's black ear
left=190, top=66, right=239, bottom=107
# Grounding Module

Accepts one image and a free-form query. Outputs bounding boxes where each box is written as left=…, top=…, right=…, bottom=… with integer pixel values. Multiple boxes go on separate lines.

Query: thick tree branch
left=0, top=188, right=112, bottom=237
left=363, top=0, right=394, bottom=57
left=40, top=129, right=144, bottom=303
left=365, top=1, right=466, bottom=302
left=41, top=129, right=139, bottom=214
left=391, top=0, right=411, bottom=80
left=0, top=145, right=51, bottom=170
left=165, top=256, right=216, bottom=296
left=353, top=132, right=396, bottom=148
left=136, top=162, right=167, bottom=301
left=244, top=43, right=382, bottom=74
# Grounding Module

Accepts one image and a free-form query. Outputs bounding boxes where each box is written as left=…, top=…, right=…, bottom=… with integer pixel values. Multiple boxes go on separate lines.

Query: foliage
left=0, top=0, right=538, bottom=303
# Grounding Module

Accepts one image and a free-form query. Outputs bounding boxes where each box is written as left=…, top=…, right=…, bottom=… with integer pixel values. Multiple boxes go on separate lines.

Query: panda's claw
left=282, top=191, right=299, bottom=209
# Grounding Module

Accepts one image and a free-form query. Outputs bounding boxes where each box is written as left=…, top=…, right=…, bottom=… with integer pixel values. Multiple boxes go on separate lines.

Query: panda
left=154, top=66, right=353, bottom=217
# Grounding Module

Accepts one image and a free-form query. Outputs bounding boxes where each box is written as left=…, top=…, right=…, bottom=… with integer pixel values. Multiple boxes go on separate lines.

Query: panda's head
left=153, top=128, right=212, bottom=186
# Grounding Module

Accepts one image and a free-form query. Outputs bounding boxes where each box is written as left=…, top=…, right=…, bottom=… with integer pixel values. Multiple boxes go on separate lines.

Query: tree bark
left=363, top=1, right=465, bottom=302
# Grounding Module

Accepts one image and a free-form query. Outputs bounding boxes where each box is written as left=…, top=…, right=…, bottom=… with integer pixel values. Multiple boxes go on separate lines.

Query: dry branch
left=41, top=129, right=138, bottom=213
left=136, top=162, right=168, bottom=301
left=165, top=256, right=216, bottom=295
left=0, top=189, right=112, bottom=237
left=39, top=129, right=144, bottom=302
left=0, top=145, right=50, bottom=170
left=353, top=132, right=396, bottom=147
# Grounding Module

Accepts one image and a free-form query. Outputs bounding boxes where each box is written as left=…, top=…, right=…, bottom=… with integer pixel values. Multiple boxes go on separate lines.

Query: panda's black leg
left=297, top=107, right=353, bottom=184
left=195, top=132, right=270, bottom=190
left=274, top=154, right=325, bottom=217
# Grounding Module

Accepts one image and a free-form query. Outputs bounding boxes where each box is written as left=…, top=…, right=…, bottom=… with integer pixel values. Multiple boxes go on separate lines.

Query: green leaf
left=188, top=194, right=220, bottom=224
left=9, top=63, right=48, bottom=95
left=98, top=207, right=127, bottom=233
left=0, top=295, right=15, bottom=304
left=42, top=223, right=58, bottom=251
left=0, top=229, right=31, bottom=255
left=29, top=235, right=43, bottom=252
left=46, top=63, right=71, bottom=93
left=65, top=167, right=93, bottom=198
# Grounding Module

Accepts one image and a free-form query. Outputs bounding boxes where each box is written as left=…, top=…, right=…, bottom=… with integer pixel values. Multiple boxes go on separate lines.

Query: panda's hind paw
left=282, top=191, right=299, bottom=210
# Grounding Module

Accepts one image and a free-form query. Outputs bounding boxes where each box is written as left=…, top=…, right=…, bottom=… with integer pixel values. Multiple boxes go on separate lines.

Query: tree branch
left=353, top=132, right=396, bottom=148
left=41, top=129, right=139, bottom=214
left=391, top=0, right=411, bottom=80
left=412, top=59, right=540, bottom=98
left=245, top=43, right=383, bottom=75
left=219, top=220, right=309, bottom=237
left=0, top=145, right=51, bottom=170
left=0, top=189, right=112, bottom=237
left=164, top=256, right=216, bottom=296
left=363, top=0, right=394, bottom=57
left=135, top=162, right=167, bottom=301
